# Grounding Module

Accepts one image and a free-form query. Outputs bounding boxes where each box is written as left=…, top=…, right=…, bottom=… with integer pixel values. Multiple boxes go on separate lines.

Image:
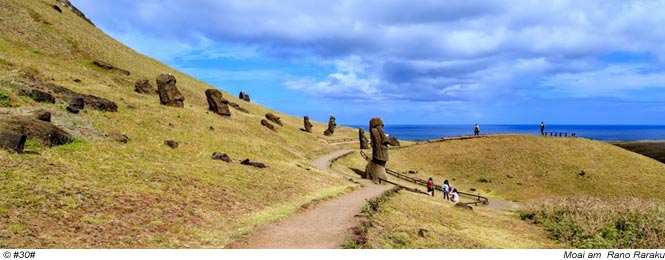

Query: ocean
left=345, top=125, right=665, bottom=141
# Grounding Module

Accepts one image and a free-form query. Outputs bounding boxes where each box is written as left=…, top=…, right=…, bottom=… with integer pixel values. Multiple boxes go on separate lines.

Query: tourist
left=474, top=124, right=480, bottom=137
left=541, top=121, right=546, bottom=136
left=427, top=177, right=434, bottom=197
left=442, top=179, right=450, bottom=200
left=450, top=188, right=459, bottom=203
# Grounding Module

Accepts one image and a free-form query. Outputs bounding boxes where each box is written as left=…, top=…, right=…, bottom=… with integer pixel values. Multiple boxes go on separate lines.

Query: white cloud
left=72, top=0, right=665, bottom=122
left=542, top=64, right=665, bottom=98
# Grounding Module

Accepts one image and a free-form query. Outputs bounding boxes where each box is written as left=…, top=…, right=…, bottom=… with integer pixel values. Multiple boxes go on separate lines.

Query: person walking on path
left=442, top=179, right=450, bottom=200
left=474, top=123, right=480, bottom=137
left=450, top=188, right=459, bottom=203
left=540, top=121, right=546, bottom=136
left=427, top=177, right=434, bottom=197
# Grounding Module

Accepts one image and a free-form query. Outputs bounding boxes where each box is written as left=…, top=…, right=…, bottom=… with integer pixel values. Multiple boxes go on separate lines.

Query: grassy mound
left=388, top=135, right=665, bottom=201
left=332, top=135, right=665, bottom=248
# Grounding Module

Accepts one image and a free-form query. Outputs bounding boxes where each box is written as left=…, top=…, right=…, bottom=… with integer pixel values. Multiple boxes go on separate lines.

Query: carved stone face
left=369, top=117, right=383, bottom=128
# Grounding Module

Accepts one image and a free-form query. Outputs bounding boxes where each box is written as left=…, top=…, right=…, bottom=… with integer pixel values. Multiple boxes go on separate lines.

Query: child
left=450, top=188, right=459, bottom=203
left=442, top=179, right=450, bottom=200
left=427, top=177, right=434, bottom=197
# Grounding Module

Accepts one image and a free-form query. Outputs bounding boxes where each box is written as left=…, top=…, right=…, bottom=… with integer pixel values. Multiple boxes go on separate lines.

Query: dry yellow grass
left=361, top=191, right=560, bottom=248
left=519, top=197, right=665, bottom=248
left=388, top=135, right=665, bottom=201
left=0, top=0, right=359, bottom=248
left=332, top=135, right=665, bottom=248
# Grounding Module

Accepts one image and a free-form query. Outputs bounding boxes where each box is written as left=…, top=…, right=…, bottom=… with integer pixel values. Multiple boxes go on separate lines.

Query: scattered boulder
left=0, top=116, right=72, bottom=147
left=0, top=132, right=27, bottom=153
left=156, top=73, right=184, bottom=107
left=418, top=229, right=429, bottom=238
left=359, top=128, right=369, bottom=149
left=93, top=60, right=130, bottom=75
left=229, top=102, right=249, bottom=113
left=239, top=91, right=250, bottom=102
left=27, top=89, right=55, bottom=103
left=261, top=119, right=276, bottom=131
left=241, top=158, right=267, bottom=168
left=408, top=170, right=418, bottom=174
left=134, top=77, right=155, bottom=94
left=454, top=202, right=473, bottom=211
left=164, top=140, right=179, bottom=149
left=66, top=97, right=84, bottom=114
left=32, top=110, right=51, bottom=122
left=106, top=132, right=130, bottom=143
left=17, top=79, right=117, bottom=112
left=265, top=113, right=282, bottom=126
left=302, top=116, right=313, bottom=133
left=323, top=116, right=336, bottom=136
left=52, top=5, right=62, bottom=13
left=212, top=152, right=231, bottom=162
left=205, top=89, right=231, bottom=117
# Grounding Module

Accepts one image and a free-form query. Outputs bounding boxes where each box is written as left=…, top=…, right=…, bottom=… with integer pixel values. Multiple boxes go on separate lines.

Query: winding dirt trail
left=226, top=149, right=391, bottom=249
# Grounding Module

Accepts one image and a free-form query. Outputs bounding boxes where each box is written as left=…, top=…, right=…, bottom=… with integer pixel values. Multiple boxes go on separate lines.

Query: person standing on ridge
left=474, top=123, right=480, bottom=137
left=540, top=121, right=546, bottom=136
left=427, top=177, right=434, bottom=197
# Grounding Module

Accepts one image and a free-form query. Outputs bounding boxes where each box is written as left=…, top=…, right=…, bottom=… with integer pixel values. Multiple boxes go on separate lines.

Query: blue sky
left=72, top=0, right=665, bottom=125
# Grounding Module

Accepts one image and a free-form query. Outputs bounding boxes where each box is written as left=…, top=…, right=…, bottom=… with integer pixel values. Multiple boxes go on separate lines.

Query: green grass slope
left=0, top=0, right=358, bottom=248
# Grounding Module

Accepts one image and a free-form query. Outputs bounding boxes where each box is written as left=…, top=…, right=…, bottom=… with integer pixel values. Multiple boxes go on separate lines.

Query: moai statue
left=359, top=128, right=369, bottom=149
left=205, top=89, right=231, bottom=117
left=303, top=116, right=313, bottom=133
left=156, top=73, right=185, bottom=107
left=364, top=117, right=399, bottom=184
left=323, top=116, right=336, bottom=136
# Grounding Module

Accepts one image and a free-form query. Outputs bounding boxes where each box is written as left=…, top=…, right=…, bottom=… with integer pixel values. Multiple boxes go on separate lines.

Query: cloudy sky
left=73, top=0, right=665, bottom=125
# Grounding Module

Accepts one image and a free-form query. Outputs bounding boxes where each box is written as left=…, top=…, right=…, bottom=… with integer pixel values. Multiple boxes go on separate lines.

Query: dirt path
left=226, top=149, right=391, bottom=249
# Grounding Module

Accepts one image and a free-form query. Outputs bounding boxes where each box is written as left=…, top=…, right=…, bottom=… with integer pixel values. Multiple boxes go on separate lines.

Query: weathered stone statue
left=303, top=116, right=313, bottom=133
left=359, top=128, right=369, bottom=149
left=364, top=117, right=399, bottom=184
left=265, top=113, right=283, bottom=126
left=261, top=119, right=276, bottom=131
left=205, top=89, right=231, bottom=117
left=323, top=116, right=336, bottom=136
left=239, top=91, right=250, bottom=102
left=156, top=73, right=184, bottom=107
left=135, top=77, right=155, bottom=94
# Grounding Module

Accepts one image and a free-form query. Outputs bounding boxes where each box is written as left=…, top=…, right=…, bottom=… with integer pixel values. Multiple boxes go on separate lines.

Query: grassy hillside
left=0, top=0, right=359, bottom=248
left=351, top=189, right=559, bottom=249
left=332, top=135, right=665, bottom=248
left=388, top=135, right=665, bottom=201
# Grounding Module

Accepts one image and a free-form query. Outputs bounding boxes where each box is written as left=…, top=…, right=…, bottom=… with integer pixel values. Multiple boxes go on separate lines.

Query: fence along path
left=360, top=151, right=489, bottom=206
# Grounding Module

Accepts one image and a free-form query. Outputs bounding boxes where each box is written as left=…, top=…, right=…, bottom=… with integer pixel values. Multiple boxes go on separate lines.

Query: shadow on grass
left=350, top=168, right=365, bottom=177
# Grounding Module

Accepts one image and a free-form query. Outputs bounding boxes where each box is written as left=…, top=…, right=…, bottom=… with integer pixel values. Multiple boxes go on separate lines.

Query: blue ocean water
left=345, top=125, right=665, bottom=141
